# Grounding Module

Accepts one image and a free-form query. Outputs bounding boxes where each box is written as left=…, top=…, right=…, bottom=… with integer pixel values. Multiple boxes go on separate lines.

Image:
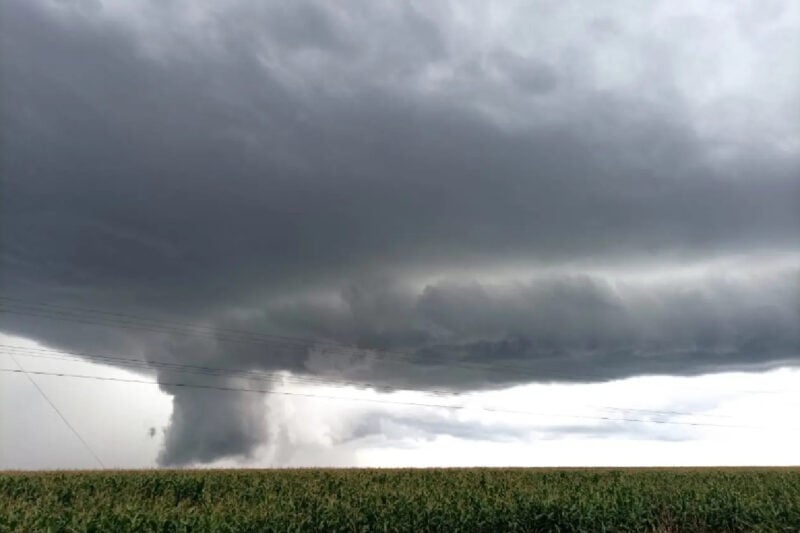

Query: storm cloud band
left=1, top=0, right=798, bottom=465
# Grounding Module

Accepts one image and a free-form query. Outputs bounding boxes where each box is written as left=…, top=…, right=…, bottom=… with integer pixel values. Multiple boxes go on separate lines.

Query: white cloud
left=254, top=362, right=800, bottom=467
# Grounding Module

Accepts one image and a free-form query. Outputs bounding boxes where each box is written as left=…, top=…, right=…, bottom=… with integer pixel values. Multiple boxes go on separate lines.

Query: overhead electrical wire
left=2, top=296, right=798, bottom=457
left=0, top=344, right=746, bottom=421
left=1, top=297, right=793, bottom=395
left=0, top=296, right=733, bottom=378
left=0, top=343, right=435, bottom=394
left=2, top=366, right=795, bottom=433
left=6, top=354, right=106, bottom=468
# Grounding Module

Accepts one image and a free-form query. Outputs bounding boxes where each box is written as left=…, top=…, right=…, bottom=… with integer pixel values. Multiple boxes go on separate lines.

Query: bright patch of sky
left=3, top=333, right=797, bottom=469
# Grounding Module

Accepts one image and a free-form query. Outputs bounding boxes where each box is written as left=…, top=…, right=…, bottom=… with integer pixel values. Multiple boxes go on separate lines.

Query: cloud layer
left=1, top=0, right=798, bottom=465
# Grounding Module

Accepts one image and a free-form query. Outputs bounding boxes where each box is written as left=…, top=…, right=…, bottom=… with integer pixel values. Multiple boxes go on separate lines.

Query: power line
left=6, top=355, right=106, bottom=469
left=1, top=367, right=795, bottom=432
left=3, top=345, right=762, bottom=421
left=0, top=344, right=450, bottom=395
left=0, top=306, right=549, bottom=382
left=0, top=345, right=761, bottom=421
left=0, top=296, right=329, bottom=345
left=1, top=299, right=794, bottom=394
left=0, top=296, right=718, bottom=378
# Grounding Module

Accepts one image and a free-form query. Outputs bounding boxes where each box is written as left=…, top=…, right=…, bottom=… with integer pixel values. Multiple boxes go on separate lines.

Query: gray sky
left=1, top=0, right=798, bottom=467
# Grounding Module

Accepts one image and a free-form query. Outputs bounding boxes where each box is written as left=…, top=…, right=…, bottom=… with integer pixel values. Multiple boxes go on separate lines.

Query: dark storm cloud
left=1, top=0, right=798, bottom=464
left=266, top=271, right=800, bottom=390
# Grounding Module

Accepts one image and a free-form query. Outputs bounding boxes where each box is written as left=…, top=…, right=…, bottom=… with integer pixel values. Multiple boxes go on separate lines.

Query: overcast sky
left=1, top=0, right=798, bottom=468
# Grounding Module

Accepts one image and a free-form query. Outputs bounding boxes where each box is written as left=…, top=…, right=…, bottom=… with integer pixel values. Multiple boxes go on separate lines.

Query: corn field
left=1, top=468, right=799, bottom=532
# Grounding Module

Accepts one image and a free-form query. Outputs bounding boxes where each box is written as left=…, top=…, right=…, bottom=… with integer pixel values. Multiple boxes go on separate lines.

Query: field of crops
left=1, top=468, right=799, bottom=531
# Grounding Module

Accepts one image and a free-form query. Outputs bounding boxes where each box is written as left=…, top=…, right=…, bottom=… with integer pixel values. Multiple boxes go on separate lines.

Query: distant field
left=1, top=468, right=799, bottom=532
